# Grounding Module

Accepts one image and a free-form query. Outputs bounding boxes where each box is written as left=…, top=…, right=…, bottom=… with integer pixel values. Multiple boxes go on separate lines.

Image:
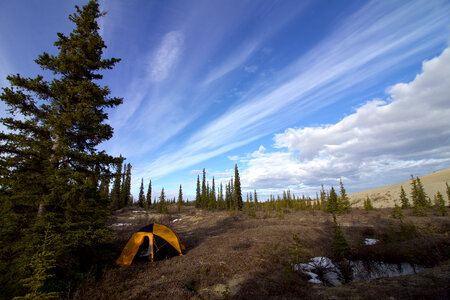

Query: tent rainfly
left=116, top=223, right=185, bottom=266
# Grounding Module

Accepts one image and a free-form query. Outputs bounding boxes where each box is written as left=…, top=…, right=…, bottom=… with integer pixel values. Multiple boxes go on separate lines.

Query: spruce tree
left=0, top=1, right=122, bottom=297
left=219, top=183, right=224, bottom=209
left=327, top=187, right=339, bottom=213
left=146, top=180, right=152, bottom=209
left=138, top=178, right=145, bottom=207
left=320, top=184, right=327, bottom=211
left=331, top=215, right=349, bottom=260
left=364, top=195, right=373, bottom=212
left=415, top=176, right=428, bottom=208
left=159, top=188, right=167, bottom=214
left=210, top=177, right=216, bottom=209
left=178, top=184, right=183, bottom=212
left=195, top=175, right=201, bottom=208
left=225, top=182, right=230, bottom=210
left=391, top=202, right=403, bottom=219
left=434, top=191, right=447, bottom=216
left=120, top=163, right=132, bottom=207
left=99, top=176, right=110, bottom=205
left=399, top=186, right=410, bottom=208
left=339, top=179, right=351, bottom=213
left=110, top=161, right=123, bottom=210
left=201, top=169, right=207, bottom=208
left=446, top=182, right=450, bottom=205
left=410, top=175, right=419, bottom=207
left=233, top=164, right=243, bottom=210
left=411, top=176, right=428, bottom=215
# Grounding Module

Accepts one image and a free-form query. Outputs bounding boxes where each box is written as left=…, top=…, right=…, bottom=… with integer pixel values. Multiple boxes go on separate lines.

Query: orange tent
left=116, top=223, right=184, bottom=266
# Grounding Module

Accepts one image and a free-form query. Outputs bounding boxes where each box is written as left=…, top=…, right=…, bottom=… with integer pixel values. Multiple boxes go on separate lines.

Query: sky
left=1, top=0, right=450, bottom=201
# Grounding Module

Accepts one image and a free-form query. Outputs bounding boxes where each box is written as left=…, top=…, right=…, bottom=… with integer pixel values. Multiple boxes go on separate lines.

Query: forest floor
left=75, top=205, right=450, bottom=299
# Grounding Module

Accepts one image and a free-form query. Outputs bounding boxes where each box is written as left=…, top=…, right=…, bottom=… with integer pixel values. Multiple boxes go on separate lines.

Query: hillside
left=349, top=168, right=450, bottom=208
left=75, top=205, right=450, bottom=299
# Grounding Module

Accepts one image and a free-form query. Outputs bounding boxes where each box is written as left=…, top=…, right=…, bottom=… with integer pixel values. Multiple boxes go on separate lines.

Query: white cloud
left=227, top=155, right=240, bottom=161
left=241, top=47, right=450, bottom=194
left=132, top=0, right=449, bottom=184
left=150, top=31, right=184, bottom=82
left=201, top=41, right=258, bottom=86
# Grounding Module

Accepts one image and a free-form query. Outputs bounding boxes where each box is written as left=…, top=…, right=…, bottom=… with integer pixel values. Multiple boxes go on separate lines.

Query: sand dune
left=349, top=168, right=450, bottom=208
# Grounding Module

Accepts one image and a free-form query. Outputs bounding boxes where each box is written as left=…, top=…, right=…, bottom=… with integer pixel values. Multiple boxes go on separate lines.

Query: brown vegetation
left=74, top=205, right=450, bottom=299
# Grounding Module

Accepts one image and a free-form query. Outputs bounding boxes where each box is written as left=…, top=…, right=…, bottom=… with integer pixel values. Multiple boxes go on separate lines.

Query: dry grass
left=73, top=205, right=450, bottom=299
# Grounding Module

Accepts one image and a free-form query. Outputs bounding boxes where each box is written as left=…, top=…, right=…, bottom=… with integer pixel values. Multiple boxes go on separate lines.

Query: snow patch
left=109, top=223, right=132, bottom=227
left=132, top=210, right=146, bottom=214
left=295, top=256, right=425, bottom=286
left=296, top=257, right=341, bottom=286
left=172, top=218, right=182, bottom=223
left=364, top=238, right=379, bottom=245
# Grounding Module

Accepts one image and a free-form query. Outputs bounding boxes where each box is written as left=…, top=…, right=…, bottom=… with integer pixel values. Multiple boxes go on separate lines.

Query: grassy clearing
left=74, top=205, right=450, bottom=299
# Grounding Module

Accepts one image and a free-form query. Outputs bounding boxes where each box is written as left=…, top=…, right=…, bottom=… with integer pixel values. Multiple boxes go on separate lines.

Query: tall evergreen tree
left=206, top=181, right=210, bottom=209
left=120, top=163, right=131, bottom=207
left=138, top=178, right=145, bottom=207
left=234, top=164, right=243, bottom=210
left=219, top=183, right=224, bottom=209
left=411, top=175, right=429, bottom=215
left=195, top=175, right=201, bottom=208
left=0, top=1, right=122, bottom=297
left=201, top=168, right=207, bottom=208
left=158, top=188, right=167, bottom=214
left=320, top=184, right=327, bottom=211
left=99, top=176, right=110, bottom=205
left=146, top=180, right=152, bottom=209
left=415, top=176, right=428, bottom=207
left=410, top=175, right=419, bottom=207
left=110, top=160, right=123, bottom=210
left=225, top=182, right=232, bottom=210
left=178, top=184, right=183, bottom=212
left=209, top=177, right=216, bottom=209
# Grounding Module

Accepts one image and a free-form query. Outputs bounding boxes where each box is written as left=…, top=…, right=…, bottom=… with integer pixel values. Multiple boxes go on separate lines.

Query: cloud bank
left=241, top=47, right=450, bottom=194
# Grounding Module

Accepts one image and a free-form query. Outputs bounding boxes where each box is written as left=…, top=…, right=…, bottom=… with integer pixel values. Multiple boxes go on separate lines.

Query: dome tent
left=116, top=223, right=184, bottom=266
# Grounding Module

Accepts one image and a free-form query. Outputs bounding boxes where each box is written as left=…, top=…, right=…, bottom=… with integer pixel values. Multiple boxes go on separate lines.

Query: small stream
left=295, top=256, right=426, bottom=286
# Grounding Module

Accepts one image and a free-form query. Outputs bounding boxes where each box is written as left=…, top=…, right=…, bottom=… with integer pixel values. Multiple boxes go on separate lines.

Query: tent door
left=138, top=236, right=151, bottom=257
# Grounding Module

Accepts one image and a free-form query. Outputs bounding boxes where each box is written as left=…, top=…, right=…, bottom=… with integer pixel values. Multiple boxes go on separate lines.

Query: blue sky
left=1, top=0, right=450, bottom=201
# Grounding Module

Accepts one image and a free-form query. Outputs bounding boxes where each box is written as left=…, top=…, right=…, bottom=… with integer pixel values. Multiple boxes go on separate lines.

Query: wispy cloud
left=201, top=41, right=258, bottom=86
left=107, top=30, right=185, bottom=134
left=139, top=0, right=449, bottom=183
left=105, top=0, right=308, bottom=164
left=149, top=31, right=184, bottom=82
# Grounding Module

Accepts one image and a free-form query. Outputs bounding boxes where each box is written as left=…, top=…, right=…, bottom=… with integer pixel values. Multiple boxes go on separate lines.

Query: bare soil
left=74, top=205, right=450, bottom=299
